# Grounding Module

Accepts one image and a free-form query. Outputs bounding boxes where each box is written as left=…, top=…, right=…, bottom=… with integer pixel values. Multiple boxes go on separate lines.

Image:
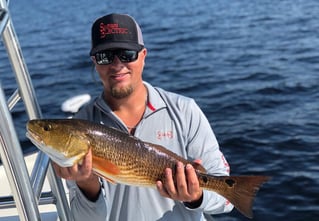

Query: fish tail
left=200, top=174, right=270, bottom=218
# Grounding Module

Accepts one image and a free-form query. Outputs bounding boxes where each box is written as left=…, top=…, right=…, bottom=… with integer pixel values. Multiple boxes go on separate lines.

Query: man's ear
left=91, top=56, right=97, bottom=64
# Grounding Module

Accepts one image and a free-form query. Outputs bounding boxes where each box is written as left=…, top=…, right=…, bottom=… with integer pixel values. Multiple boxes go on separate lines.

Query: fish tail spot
left=202, top=175, right=208, bottom=183
left=225, top=178, right=236, bottom=187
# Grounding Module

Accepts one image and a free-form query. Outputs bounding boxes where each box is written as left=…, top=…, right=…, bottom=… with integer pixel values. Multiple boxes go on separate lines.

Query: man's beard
left=110, top=85, right=133, bottom=99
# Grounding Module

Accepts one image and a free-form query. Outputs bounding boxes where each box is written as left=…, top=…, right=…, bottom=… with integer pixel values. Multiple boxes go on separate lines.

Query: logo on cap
left=99, top=23, right=129, bottom=39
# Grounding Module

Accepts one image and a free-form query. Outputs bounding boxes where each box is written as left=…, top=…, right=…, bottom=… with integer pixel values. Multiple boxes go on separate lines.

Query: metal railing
left=0, top=0, right=72, bottom=220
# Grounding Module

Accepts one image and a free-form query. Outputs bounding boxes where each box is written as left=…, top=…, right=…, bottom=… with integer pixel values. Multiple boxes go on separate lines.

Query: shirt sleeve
left=183, top=99, right=234, bottom=214
left=67, top=180, right=107, bottom=221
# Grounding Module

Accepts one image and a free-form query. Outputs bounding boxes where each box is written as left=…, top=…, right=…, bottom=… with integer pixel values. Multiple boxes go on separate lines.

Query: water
left=1, top=0, right=318, bottom=220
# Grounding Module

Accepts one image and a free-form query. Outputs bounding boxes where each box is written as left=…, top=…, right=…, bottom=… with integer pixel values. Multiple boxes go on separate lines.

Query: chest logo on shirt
left=156, top=130, right=173, bottom=140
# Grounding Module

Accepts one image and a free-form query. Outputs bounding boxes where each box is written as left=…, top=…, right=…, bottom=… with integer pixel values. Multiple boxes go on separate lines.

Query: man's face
left=93, top=48, right=147, bottom=99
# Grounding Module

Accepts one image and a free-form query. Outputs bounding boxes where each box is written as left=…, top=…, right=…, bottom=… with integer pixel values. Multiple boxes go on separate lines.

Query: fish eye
left=43, top=124, right=52, bottom=131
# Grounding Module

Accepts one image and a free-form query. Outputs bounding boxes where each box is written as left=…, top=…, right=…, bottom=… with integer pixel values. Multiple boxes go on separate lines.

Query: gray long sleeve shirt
left=67, top=82, right=233, bottom=221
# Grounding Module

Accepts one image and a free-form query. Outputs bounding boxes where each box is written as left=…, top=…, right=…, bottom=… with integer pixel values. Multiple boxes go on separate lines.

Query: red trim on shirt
left=147, top=101, right=156, bottom=111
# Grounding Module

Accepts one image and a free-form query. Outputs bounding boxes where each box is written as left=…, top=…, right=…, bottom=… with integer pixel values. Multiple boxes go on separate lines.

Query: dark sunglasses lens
left=95, top=51, right=114, bottom=65
left=118, top=50, right=138, bottom=62
left=95, top=49, right=139, bottom=65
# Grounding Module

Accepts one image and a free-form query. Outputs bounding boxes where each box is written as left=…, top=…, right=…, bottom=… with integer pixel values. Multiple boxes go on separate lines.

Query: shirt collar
left=144, top=81, right=166, bottom=112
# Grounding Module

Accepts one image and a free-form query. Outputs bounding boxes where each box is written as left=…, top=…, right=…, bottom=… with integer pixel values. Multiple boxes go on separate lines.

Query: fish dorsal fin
left=92, top=155, right=120, bottom=184
left=144, top=142, right=206, bottom=173
left=191, top=162, right=206, bottom=173
left=105, top=125, right=141, bottom=140
left=108, top=126, right=126, bottom=133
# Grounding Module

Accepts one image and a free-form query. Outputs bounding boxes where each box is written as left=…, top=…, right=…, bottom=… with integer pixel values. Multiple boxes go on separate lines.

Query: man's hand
left=156, top=161, right=203, bottom=207
left=52, top=149, right=101, bottom=201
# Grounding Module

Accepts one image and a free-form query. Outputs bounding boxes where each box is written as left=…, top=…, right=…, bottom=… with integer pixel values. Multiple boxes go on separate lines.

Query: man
left=53, top=13, right=233, bottom=221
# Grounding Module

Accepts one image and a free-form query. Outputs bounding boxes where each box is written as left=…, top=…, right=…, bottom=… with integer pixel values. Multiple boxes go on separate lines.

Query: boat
left=0, top=0, right=72, bottom=220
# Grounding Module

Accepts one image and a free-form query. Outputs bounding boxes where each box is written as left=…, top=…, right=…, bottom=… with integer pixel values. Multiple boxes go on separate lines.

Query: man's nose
left=109, top=55, right=124, bottom=71
left=112, top=55, right=123, bottom=65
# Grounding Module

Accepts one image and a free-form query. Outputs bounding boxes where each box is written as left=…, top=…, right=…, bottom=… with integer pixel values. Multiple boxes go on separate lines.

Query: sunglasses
left=94, top=49, right=140, bottom=65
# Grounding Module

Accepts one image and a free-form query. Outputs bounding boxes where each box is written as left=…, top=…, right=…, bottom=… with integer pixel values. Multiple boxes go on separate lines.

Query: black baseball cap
left=90, top=13, right=144, bottom=56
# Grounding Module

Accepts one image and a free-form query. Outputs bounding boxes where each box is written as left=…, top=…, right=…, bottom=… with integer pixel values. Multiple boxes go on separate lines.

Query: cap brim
left=90, top=42, right=144, bottom=55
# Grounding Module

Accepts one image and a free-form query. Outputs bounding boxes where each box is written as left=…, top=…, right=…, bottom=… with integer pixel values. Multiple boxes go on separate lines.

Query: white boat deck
left=0, top=152, right=69, bottom=221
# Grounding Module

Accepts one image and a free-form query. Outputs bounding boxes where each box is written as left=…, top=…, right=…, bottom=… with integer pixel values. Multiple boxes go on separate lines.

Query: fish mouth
left=26, top=131, right=43, bottom=147
left=25, top=131, right=48, bottom=154
left=25, top=131, right=76, bottom=167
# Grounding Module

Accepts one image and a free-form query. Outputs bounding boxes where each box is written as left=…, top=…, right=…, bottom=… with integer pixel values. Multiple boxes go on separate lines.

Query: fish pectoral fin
left=93, top=170, right=117, bottom=184
left=92, top=155, right=120, bottom=183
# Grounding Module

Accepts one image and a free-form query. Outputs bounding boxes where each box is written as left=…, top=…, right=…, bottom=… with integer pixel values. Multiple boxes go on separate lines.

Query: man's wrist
left=76, top=175, right=101, bottom=202
left=183, top=193, right=203, bottom=209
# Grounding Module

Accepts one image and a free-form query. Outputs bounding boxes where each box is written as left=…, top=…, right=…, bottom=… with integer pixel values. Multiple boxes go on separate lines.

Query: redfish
left=26, top=119, right=269, bottom=218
